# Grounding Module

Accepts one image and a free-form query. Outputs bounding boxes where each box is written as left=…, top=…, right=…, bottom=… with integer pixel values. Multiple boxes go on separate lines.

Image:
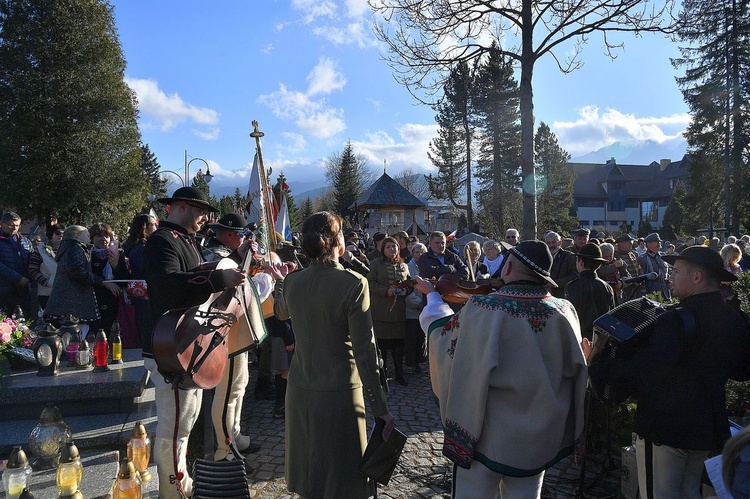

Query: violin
left=434, top=274, right=496, bottom=304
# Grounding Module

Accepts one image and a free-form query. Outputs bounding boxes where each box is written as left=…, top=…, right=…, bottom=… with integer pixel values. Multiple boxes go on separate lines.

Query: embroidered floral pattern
left=448, top=337, right=457, bottom=359
left=472, top=284, right=569, bottom=333
left=444, top=418, right=478, bottom=468
left=441, top=313, right=460, bottom=336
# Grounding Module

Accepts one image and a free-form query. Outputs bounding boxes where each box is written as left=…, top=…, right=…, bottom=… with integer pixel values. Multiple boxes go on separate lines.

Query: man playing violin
left=143, top=187, right=247, bottom=499
left=203, top=213, right=275, bottom=466
left=416, top=240, right=587, bottom=498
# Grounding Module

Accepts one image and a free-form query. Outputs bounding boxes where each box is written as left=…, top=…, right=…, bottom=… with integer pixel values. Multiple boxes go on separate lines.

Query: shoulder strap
left=675, top=306, right=696, bottom=337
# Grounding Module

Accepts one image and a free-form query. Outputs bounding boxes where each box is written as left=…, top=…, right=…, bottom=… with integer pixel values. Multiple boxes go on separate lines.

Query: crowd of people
left=5, top=201, right=750, bottom=498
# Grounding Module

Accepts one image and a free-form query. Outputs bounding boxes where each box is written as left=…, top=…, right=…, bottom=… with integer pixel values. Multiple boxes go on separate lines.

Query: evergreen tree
left=427, top=62, right=474, bottom=228
left=192, top=170, right=210, bottom=198
left=535, top=123, right=579, bottom=236
left=0, top=0, right=147, bottom=231
left=473, top=45, right=521, bottom=236
left=299, top=197, right=314, bottom=226
left=674, top=0, right=750, bottom=233
left=218, top=195, right=234, bottom=216
left=662, top=180, right=687, bottom=235
left=233, top=188, right=244, bottom=213
left=327, top=141, right=362, bottom=223
left=140, top=144, right=167, bottom=218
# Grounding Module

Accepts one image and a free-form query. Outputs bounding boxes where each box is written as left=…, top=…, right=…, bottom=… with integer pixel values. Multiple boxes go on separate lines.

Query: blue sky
left=110, top=0, right=690, bottom=197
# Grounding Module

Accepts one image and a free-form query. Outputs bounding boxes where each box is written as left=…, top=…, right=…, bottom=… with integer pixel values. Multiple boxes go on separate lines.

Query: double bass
left=152, top=247, right=267, bottom=390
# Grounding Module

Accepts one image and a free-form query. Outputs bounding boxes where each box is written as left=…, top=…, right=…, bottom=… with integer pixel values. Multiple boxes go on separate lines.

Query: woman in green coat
left=274, top=212, right=395, bottom=499
left=367, top=236, right=411, bottom=386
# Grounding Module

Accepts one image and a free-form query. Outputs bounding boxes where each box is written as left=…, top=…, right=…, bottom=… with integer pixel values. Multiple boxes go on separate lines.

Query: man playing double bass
left=143, top=187, right=247, bottom=499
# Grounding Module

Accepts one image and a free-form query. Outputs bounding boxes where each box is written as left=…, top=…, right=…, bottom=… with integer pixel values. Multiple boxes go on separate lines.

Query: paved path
left=239, top=363, right=621, bottom=498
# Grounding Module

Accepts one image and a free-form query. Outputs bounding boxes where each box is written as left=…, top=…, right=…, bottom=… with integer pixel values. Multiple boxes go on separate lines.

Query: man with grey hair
left=545, top=231, right=577, bottom=298
left=504, top=228, right=520, bottom=247
left=0, top=212, right=31, bottom=315
left=597, top=242, right=628, bottom=303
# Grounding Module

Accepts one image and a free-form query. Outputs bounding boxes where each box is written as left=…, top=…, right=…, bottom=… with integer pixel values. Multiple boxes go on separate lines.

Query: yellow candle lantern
left=126, top=421, right=151, bottom=481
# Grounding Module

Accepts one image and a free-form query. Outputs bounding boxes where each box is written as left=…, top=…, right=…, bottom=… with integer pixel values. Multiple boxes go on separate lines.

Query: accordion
left=591, top=297, right=668, bottom=405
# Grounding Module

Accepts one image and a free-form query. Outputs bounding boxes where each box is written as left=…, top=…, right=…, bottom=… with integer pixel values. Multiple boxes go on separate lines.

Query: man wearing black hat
left=203, top=212, right=270, bottom=463
left=636, top=232, right=671, bottom=300
left=143, top=187, right=248, bottom=499
left=564, top=243, right=616, bottom=341
left=415, top=241, right=587, bottom=497
left=589, top=246, right=750, bottom=498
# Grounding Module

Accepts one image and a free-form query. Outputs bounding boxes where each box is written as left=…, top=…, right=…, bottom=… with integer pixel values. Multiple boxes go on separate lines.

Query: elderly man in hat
left=545, top=231, right=578, bottom=298
left=564, top=243, right=616, bottom=340
left=202, top=213, right=273, bottom=463
left=415, top=240, right=587, bottom=498
left=572, top=228, right=590, bottom=253
left=143, top=187, right=251, bottom=498
left=589, top=246, right=750, bottom=498
left=637, top=232, right=671, bottom=300
left=614, top=234, right=641, bottom=300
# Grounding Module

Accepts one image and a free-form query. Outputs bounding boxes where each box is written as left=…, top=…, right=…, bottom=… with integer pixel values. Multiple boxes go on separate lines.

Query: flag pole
left=250, top=120, right=278, bottom=251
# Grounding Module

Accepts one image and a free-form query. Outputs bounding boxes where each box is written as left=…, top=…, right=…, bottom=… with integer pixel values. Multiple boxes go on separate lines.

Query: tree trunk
left=520, top=0, right=536, bottom=240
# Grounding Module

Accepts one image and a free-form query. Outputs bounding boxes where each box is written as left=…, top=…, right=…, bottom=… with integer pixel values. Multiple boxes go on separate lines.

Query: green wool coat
left=275, top=260, right=390, bottom=499
left=367, top=257, right=410, bottom=340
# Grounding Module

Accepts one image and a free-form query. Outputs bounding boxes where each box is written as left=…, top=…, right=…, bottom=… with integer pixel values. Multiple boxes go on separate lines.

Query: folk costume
left=275, top=259, right=390, bottom=499
left=143, top=188, right=225, bottom=499
left=420, top=241, right=587, bottom=498
left=202, top=213, right=270, bottom=462
left=590, top=247, right=750, bottom=498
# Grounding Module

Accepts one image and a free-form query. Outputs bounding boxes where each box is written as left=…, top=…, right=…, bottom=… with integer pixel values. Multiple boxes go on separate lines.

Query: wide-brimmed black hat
left=509, top=240, right=557, bottom=287
left=574, top=242, right=609, bottom=263
left=158, top=186, right=219, bottom=213
left=664, top=245, right=737, bottom=282
left=614, top=233, right=637, bottom=244
left=208, top=213, right=246, bottom=231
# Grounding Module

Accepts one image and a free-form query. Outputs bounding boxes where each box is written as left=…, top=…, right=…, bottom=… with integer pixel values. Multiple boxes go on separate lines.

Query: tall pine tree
left=273, top=171, right=298, bottom=230
left=427, top=62, right=474, bottom=229
left=535, top=123, right=578, bottom=236
left=0, top=0, right=147, bottom=231
left=473, top=45, right=521, bottom=236
left=674, top=0, right=750, bottom=232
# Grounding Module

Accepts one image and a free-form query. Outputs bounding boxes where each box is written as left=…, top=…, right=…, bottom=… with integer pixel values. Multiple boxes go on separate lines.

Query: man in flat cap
left=590, top=246, right=750, bottom=498
left=614, top=234, right=641, bottom=300
left=637, top=232, right=670, bottom=300
left=392, top=230, right=411, bottom=260
left=572, top=228, right=590, bottom=253
left=415, top=241, right=587, bottom=497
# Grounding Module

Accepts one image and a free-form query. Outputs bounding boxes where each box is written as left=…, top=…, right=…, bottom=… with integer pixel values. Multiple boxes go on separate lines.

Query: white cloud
left=350, top=123, right=438, bottom=175
left=306, top=58, right=347, bottom=96
left=344, top=0, right=370, bottom=17
left=281, top=132, right=307, bottom=154
left=552, top=106, right=690, bottom=156
left=193, top=127, right=220, bottom=140
left=260, top=44, right=274, bottom=54
left=291, top=0, right=337, bottom=23
left=312, top=21, right=379, bottom=48
left=125, top=77, right=219, bottom=132
left=258, top=59, right=348, bottom=140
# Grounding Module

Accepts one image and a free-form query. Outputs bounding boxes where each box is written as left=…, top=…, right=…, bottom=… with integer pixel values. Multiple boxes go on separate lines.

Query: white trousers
left=211, top=352, right=250, bottom=460
left=145, top=358, right=202, bottom=499
left=636, top=435, right=709, bottom=499
left=452, top=462, right=545, bottom=499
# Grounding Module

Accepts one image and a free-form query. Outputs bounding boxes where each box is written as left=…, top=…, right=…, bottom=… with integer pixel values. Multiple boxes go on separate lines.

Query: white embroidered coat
left=421, top=283, right=588, bottom=476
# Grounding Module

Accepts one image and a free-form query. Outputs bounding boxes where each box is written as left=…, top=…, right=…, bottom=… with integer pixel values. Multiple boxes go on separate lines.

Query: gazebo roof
left=351, top=173, right=426, bottom=210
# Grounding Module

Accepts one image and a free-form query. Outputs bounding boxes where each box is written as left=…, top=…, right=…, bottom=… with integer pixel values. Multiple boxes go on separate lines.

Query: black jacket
left=417, top=249, right=469, bottom=280
left=592, top=291, right=750, bottom=452
left=564, top=269, right=615, bottom=340
left=142, top=220, right=226, bottom=357
left=550, top=249, right=578, bottom=298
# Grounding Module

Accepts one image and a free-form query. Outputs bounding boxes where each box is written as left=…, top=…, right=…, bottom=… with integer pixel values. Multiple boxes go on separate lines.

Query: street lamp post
left=159, top=150, right=213, bottom=188
left=184, top=150, right=213, bottom=186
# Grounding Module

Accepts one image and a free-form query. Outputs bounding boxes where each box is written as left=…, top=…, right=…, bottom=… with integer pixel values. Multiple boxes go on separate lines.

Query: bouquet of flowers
left=0, top=314, right=36, bottom=357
